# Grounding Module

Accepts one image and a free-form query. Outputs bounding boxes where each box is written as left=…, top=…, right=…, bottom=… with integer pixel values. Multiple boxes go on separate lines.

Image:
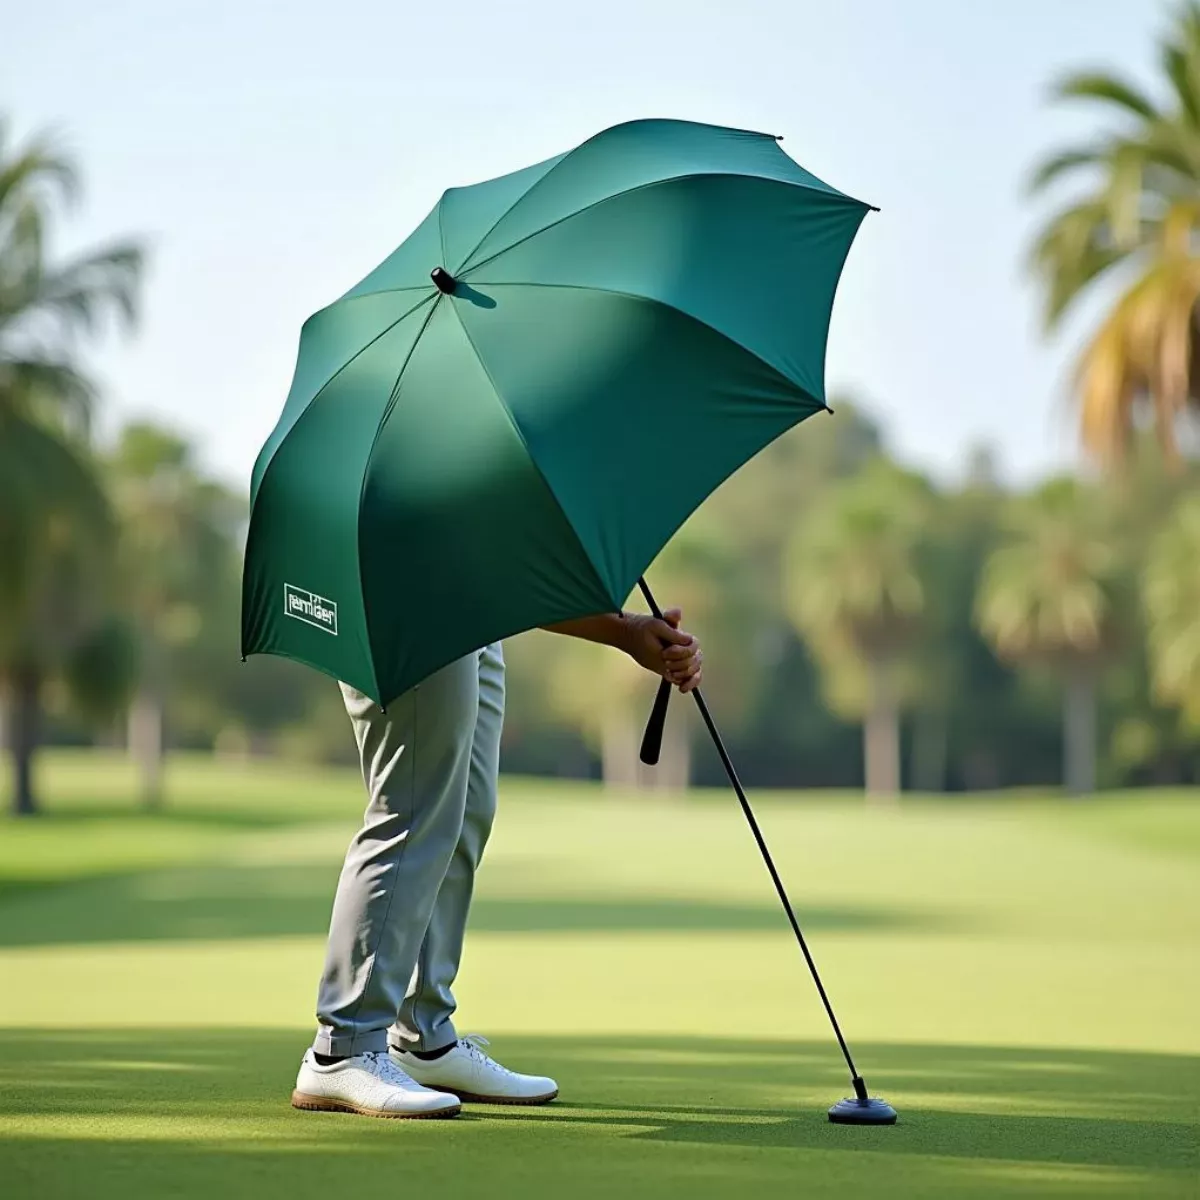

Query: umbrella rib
left=368, top=300, right=442, bottom=436
left=459, top=173, right=868, bottom=278
left=250, top=293, right=436, bottom=506
left=355, top=297, right=444, bottom=700
left=450, top=141, right=589, bottom=275
left=293, top=294, right=436, bottom=413
left=444, top=299, right=619, bottom=611
left=460, top=176, right=690, bottom=275
left=478, top=280, right=830, bottom=410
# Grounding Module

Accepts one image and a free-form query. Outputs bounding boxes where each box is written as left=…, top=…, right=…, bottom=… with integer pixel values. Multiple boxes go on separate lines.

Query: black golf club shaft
left=637, top=577, right=869, bottom=1099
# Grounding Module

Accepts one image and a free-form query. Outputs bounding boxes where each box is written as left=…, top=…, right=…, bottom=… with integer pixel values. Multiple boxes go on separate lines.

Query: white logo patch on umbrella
left=284, top=583, right=338, bottom=635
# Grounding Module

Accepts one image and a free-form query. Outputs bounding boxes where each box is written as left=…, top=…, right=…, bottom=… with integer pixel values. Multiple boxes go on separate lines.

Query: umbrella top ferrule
left=431, top=266, right=457, bottom=295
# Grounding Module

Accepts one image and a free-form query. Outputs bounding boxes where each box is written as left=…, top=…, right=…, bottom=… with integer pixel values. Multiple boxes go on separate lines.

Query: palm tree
left=0, top=118, right=142, bottom=814
left=784, top=461, right=931, bottom=798
left=106, top=423, right=241, bottom=807
left=1029, top=1, right=1200, bottom=467
left=1144, top=492, right=1200, bottom=725
left=0, top=423, right=117, bottom=812
left=976, top=479, right=1121, bottom=795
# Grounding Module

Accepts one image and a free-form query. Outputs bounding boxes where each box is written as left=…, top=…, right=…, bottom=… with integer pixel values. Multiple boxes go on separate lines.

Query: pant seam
left=343, top=688, right=419, bottom=1056
left=400, top=648, right=494, bottom=1053
left=410, top=925, right=432, bottom=1049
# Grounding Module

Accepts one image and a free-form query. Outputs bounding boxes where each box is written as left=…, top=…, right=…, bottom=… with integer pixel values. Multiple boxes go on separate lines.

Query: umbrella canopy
left=242, top=118, right=872, bottom=705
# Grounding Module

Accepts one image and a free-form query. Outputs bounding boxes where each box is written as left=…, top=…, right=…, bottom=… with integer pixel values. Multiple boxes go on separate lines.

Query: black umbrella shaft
left=636, top=577, right=863, bottom=1087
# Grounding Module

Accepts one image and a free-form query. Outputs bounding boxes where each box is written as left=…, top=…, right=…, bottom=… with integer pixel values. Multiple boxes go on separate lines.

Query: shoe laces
left=362, top=1050, right=417, bottom=1088
left=460, top=1034, right=515, bottom=1077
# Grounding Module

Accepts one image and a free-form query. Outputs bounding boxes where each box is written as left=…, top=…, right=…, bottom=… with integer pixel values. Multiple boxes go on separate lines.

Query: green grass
left=1, top=751, right=1197, bottom=1199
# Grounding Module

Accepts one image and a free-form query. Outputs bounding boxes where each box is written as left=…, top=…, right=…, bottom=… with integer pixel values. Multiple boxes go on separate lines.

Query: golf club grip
left=639, top=679, right=672, bottom=766
left=635, top=576, right=672, bottom=767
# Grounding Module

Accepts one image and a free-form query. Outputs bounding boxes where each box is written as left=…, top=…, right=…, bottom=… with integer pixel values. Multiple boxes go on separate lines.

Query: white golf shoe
left=291, top=1049, right=461, bottom=1119
left=391, top=1035, right=558, bottom=1105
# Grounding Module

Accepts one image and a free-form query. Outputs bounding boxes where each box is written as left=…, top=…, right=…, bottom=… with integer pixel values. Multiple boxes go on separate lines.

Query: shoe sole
left=290, top=1090, right=461, bottom=1119
left=446, top=1088, right=559, bottom=1106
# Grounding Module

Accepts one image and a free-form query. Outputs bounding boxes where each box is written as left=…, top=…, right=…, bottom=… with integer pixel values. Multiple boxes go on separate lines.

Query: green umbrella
left=241, top=118, right=871, bottom=705
left=242, top=117, right=894, bottom=1125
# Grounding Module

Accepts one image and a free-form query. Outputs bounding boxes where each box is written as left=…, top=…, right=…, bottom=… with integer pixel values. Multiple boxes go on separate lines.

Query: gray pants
left=313, top=643, right=504, bottom=1057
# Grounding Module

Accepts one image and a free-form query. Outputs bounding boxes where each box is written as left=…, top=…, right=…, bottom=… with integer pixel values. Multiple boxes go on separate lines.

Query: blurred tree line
left=6, top=2, right=1200, bottom=811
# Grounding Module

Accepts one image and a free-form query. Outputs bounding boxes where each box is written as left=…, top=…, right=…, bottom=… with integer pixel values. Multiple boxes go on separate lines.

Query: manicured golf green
left=1, top=752, right=1197, bottom=1199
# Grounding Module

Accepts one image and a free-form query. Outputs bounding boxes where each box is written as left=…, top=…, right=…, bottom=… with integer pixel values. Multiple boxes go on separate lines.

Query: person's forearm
left=541, top=612, right=632, bottom=653
left=542, top=607, right=701, bottom=690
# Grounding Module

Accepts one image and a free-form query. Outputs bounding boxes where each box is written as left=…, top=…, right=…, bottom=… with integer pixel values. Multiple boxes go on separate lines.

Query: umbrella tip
left=431, top=267, right=457, bottom=295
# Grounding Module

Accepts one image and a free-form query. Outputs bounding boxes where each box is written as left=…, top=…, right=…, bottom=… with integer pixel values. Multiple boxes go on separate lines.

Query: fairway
left=1, top=752, right=1197, bottom=1199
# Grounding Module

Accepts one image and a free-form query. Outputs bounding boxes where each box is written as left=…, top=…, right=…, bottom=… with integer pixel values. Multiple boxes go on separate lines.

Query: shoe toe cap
left=386, top=1088, right=458, bottom=1113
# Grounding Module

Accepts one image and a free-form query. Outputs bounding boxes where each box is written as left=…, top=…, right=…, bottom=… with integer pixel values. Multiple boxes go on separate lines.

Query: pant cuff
left=389, top=1019, right=456, bottom=1055
left=313, top=1025, right=389, bottom=1057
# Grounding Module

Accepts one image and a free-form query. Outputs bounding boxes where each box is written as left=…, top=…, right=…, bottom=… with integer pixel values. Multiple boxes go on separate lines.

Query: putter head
left=828, top=1095, right=898, bottom=1125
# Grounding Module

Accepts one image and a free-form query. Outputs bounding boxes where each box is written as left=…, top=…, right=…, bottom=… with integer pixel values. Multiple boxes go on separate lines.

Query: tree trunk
left=646, top=707, right=691, bottom=792
left=1063, top=661, right=1096, bottom=796
left=9, top=663, right=41, bottom=817
left=864, top=654, right=901, bottom=800
left=128, top=686, right=165, bottom=810
left=600, top=709, right=639, bottom=789
left=911, top=706, right=948, bottom=794
left=962, top=748, right=1001, bottom=791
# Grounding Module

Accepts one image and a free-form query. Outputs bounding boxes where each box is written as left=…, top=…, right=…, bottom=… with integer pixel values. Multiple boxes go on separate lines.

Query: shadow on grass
left=4, top=803, right=337, bottom=831
left=0, top=862, right=956, bottom=945
left=0, top=1032, right=1195, bottom=1200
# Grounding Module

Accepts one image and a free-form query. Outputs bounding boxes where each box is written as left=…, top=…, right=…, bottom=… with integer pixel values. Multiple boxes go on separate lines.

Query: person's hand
left=622, top=607, right=703, bottom=693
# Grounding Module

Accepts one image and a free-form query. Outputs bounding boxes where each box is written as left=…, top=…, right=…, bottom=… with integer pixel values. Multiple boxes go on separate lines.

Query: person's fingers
left=651, top=618, right=693, bottom=646
left=667, top=646, right=702, bottom=671
left=665, top=651, right=703, bottom=684
left=662, top=607, right=682, bottom=628
left=662, top=642, right=697, bottom=662
left=679, top=669, right=702, bottom=693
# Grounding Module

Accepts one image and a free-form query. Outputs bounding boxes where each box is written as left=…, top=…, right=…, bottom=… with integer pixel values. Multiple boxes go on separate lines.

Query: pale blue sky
left=8, top=0, right=1160, bottom=487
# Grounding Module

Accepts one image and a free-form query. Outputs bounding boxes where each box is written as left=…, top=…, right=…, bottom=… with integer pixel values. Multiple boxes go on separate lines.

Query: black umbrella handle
left=636, top=577, right=672, bottom=766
